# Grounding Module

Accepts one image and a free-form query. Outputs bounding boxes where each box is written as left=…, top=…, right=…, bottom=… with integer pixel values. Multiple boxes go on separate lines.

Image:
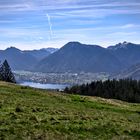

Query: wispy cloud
left=0, top=0, right=140, bottom=49
left=1, top=0, right=140, bottom=15
left=120, top=24, right=135, bottom=29
left=107, top=31, right=137, bottom=36
left=46, top=14, right=53, bottom=40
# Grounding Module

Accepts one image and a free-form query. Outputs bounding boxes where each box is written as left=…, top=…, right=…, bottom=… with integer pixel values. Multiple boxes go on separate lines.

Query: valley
left=1, top=1, right=140, bottom=139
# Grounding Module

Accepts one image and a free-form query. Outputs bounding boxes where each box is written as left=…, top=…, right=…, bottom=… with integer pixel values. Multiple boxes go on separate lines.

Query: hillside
left=112, top=63, right=140, bottom=80
left=0, top=82, right=140, bottom=140
left=36, top=42, right=122, bottom=73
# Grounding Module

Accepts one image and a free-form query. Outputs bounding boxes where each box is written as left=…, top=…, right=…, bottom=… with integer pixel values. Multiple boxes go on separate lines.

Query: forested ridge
left=64, top=79, right=140, bottom=103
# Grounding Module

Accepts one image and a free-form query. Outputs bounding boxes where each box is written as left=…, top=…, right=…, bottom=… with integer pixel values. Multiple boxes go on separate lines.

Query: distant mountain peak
left=5, top=46, right=21, bottom=52
left=117, top=41, right=130, bottom=48
left=8, top=46, right=18, bottom=49
left=64, top=41, right=82, bottom=47
left=64, top=42, right=104, bottom=51
left=122, top=41, right=129, bottom=45
left=61, top=42, right=84, bottom=50
left=108, top=41, right=134, bottom=50
left=39, top=48, right=58, bottom=54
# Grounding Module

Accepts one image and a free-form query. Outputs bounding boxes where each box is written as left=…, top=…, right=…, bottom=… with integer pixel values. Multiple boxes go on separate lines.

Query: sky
left=0, top=0, right=140, bottom=50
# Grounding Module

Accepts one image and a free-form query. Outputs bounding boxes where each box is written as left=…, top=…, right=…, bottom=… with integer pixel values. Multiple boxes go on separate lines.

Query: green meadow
left=0, top=82, right=140, bottom=140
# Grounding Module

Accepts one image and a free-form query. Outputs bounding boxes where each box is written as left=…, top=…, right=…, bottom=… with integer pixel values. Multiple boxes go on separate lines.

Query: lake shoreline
left=19, top=81, right=70, bottom=90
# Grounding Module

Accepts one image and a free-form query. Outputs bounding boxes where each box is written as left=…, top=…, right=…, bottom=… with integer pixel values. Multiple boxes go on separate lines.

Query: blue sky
left=0, top=0, right=140, bottom=50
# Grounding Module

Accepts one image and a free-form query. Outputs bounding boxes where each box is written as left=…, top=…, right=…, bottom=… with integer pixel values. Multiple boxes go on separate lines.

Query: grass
left=0, top=81, right=140, bottom=140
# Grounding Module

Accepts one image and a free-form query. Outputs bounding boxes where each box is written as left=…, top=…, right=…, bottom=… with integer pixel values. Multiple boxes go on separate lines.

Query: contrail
left=46, top=13, right=53, bottom=40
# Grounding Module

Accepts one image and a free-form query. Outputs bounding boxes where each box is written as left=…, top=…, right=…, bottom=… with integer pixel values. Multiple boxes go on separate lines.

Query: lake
left=20, top=82, right=70, bottom=90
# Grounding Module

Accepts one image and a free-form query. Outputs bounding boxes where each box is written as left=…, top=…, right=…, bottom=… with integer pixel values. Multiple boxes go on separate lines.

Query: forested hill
left=64, top=79, right=140, bottom=103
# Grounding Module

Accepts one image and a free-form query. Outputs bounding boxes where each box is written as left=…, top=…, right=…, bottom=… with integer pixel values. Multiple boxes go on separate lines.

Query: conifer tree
left=0, top=60, right=16, bottom=83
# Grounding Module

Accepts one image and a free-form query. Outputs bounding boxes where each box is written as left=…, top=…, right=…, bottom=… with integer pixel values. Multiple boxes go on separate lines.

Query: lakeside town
left=14, top=71, right=109, bottom=85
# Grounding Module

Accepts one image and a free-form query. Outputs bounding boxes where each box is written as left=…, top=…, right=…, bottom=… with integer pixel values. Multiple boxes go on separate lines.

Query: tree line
left=64, top=79, right=140, bottom=103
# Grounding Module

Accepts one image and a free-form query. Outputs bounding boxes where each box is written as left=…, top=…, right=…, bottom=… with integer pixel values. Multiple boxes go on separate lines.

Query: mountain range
left=36, top=41, right=140, bottom=73
left=0, top=47, right=58, bottom=70
left=0, top=42, right=140, bottom=75
left=36, top=42, right=122, bottom=73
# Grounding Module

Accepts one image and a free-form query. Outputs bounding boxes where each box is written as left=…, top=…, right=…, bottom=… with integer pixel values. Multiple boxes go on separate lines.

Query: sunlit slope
left=0, top=82, right=140, bottom=140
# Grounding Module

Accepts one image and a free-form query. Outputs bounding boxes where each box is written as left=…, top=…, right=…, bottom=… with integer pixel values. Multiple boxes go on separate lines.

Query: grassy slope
left=0, top=82, right=140, bottom=140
